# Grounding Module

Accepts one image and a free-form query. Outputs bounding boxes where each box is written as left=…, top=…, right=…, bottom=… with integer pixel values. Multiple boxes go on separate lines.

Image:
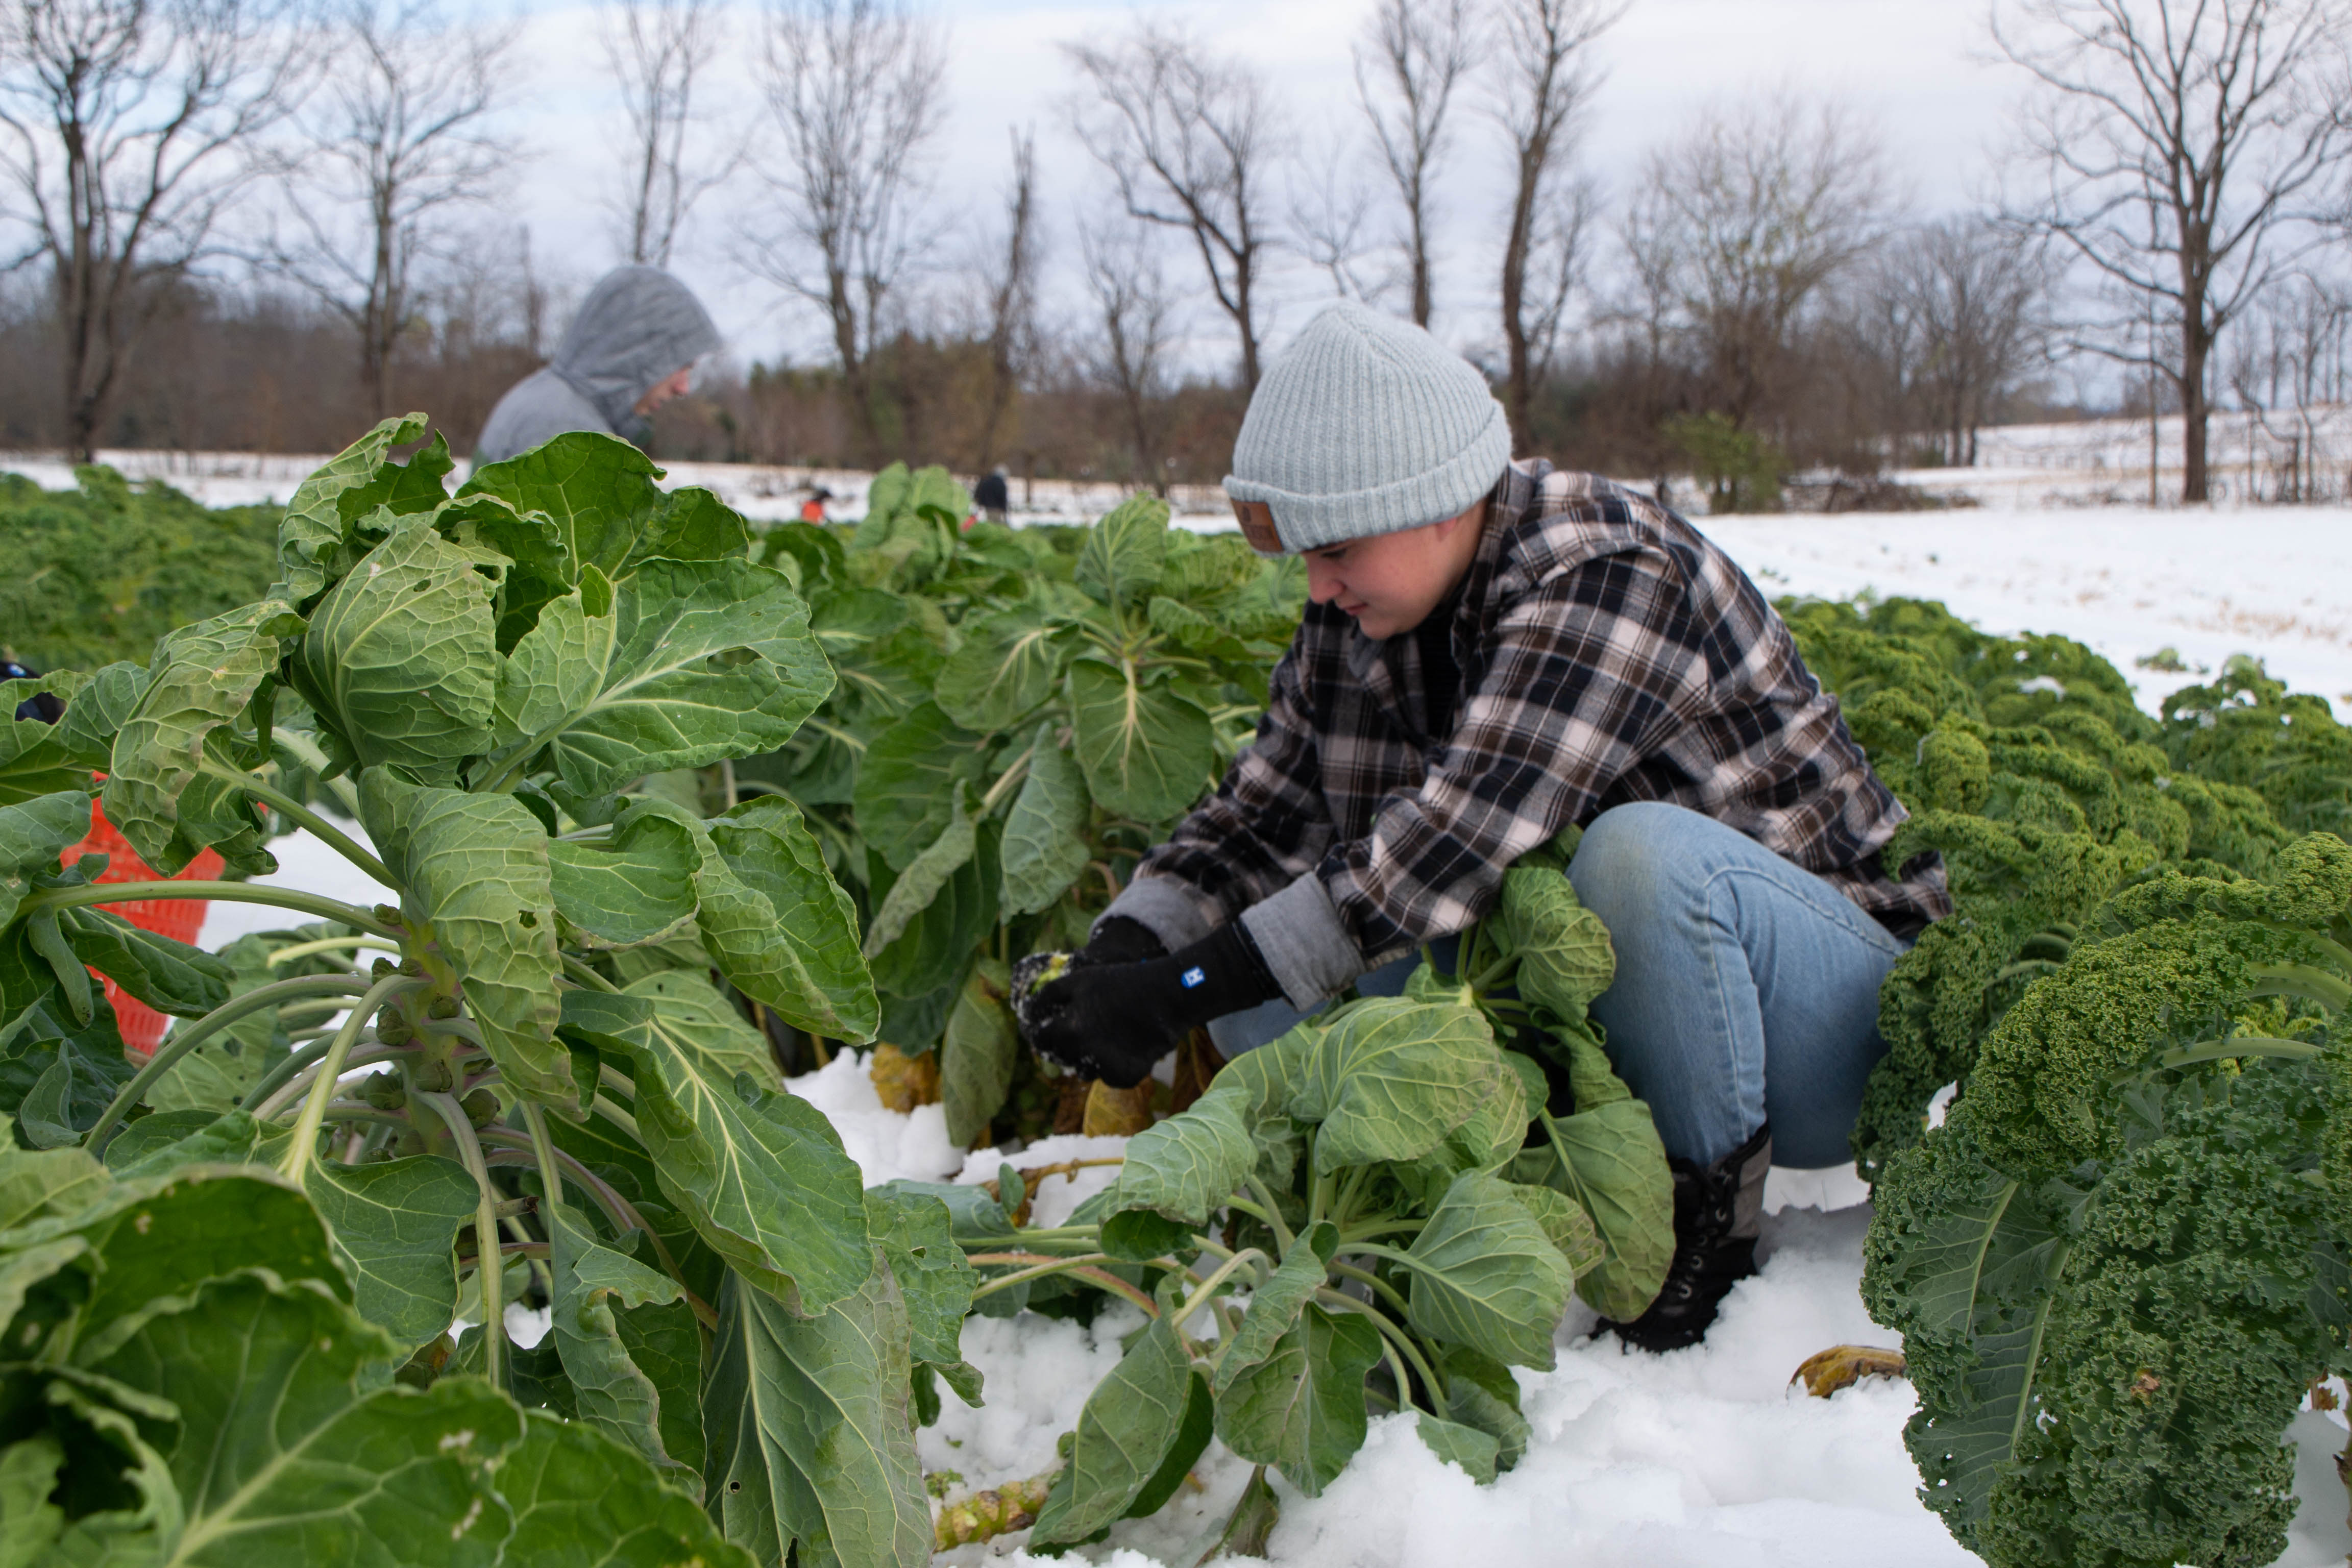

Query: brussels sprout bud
left=427, top=994, right=461, bottom=1020
left=461, top=1088, right=500, bottom=1128
left=399, top=957, right=427, bottom=978
left=371, top=957, right=397, bottom=978
left=391, top=1128, right=428, bottom=1158
left=373, top=904, right=404, bottom=927
left=410, top=1058, right=455, bottom=1094
left=361, top=1073, right=407, bottom=1111
left=376, top=1012, right=414, bottom=1047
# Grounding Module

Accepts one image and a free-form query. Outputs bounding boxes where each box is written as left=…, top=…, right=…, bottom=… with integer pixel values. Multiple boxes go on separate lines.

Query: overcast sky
left=492, top=0, right=2026, bottom=375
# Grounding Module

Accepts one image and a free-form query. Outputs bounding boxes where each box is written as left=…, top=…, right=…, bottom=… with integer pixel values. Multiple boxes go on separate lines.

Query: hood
left=551, top=265, right=722, bottom=432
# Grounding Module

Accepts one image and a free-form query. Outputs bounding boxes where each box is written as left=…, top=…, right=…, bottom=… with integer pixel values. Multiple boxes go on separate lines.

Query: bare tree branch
left=743, top=0, right=944, bottom=460
left=1492, top=0, right=1624, bottom=447
left=1078, top=212, right=1173, bottom=493
left=1063, top=22, right=1281, bottom=391
left=257, top=0, right=515, bottom=422
left=975, top=124, right=1037, bottom=470
left=601, top=0, right=731, bottom=267
left=1994, top=0, right=2352, bottom=501
left=1355, top=0, right=1474, bottom=326
left=0, top=0, right=323, bottom=457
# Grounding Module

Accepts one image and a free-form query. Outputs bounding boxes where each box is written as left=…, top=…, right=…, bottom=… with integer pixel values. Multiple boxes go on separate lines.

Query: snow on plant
left=0, top=416, right=974, bottom=1567
left=881, top=839, right=1673, bottom=1549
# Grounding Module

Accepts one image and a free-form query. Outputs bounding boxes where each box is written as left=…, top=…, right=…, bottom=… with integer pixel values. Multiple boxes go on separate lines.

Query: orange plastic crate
left=61, top=798, right=223, bottom=1055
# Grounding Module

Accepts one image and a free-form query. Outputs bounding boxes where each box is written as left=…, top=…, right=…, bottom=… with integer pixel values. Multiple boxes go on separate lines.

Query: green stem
left=977, top=742, right=1037, bottom=816
left=1337, top=1217, right=1427, bottom=1244
left=2160, top=1035, right=2323, bottom=1068
left=1173, top=1248, right=1269, bottom=1329
left=522, top=1104, right=564, bottom=1207
left=420, top=1089, right=507, bottom=1387
left=268, top=729, right=363, bottom=820
left=205, top=760, right=394, bottom=887
left=965, top=1253, right=1161, bottom=1317
left=1316, top=1289, right=1447, bottom=1405
left=265, top=935, right=402, bottom=967
left=592, top=1095, right=642, bottom=1141
left=561, top=954, right=621, bottom=993
left=23, top=881, right=401, bottom=939
left=278, top=973, right=418, bottom=1185
left=1329, top=1260, right=1411, bottom=1317
left=85, top=974, right=375, bottom=1155
left=1471, top=952, right=1517, bottom=992
left=1242, top=1175, right=1295, bottom=1255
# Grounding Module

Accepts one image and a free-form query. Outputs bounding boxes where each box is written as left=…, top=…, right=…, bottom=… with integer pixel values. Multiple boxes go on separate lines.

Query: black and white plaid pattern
left=1136, top=461, right=1949, bottom=965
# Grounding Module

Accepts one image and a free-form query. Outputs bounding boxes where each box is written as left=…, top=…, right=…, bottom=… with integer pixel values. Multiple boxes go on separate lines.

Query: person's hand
left=1012, top=921, right=1280, bottom=1088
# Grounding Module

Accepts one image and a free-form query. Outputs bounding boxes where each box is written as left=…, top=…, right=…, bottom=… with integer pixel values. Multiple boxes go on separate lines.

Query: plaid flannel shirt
left=1102, top=461, right=1949, bottom=1010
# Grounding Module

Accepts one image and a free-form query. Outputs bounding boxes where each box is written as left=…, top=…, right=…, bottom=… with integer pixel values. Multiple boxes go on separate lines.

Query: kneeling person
left=1014, top=302, right=1946, bottom=1350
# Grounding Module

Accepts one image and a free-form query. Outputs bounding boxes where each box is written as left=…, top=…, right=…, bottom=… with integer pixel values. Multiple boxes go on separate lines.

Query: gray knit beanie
left=1223, top=301, right=1511, bottom=554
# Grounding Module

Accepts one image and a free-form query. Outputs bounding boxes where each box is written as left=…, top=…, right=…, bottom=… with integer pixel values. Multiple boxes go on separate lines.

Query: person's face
left=634, top=364, right=694, bottom=415
left=1302, top=499, right=1487, bottom=640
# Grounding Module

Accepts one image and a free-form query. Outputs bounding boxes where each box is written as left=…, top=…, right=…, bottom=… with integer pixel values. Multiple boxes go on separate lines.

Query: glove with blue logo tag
left=1011, top=920, right=1280, bottom=1088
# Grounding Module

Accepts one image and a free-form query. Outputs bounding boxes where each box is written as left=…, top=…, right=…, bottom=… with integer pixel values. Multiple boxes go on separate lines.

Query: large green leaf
left=999, top=726, right=1091, bottom=916
left=1505, top=1181, right=1604, bottom=1278
left=456, top=430, right=664, bottom=581
left=853, top=701, right=983, bottom=871
left=0, top=791, right=90, bottom=930
left=1067, top=658, right=1213, bottom=823
left=514, top=558, right=834, bottom=799
left=102, top=599, right=301, bottom=870
left=275, top=411, right=431, bottom=602
left=547, top=807, right=699, bottom=951
left=541, top=1199, right=691, bottom=1479
left=301, top=1156, right=478, bottom=1351
left=1497, top=865, right=1614, bottom=1022
left=561, top=988, right=870, bottom=1315
left=92, top=1269, right=523, bottom=1564
left=54, top=663, right=149, bottom=773
left=142, top=938, right=289, bottom=1117
left=1028, top=1302, right=1195, bottom=1545
left=1213, top=1303, right=1382, bottom=1498
left=932, top=611, right=1064, bottom=733
left=1413, top=1414, right=1502, bottom=1483
left=701, top=1265, right=932, bottom=1568
left=62, top=907, right=234, bottom=1019
left=1, top=988, right=134, bottom=1154
left=1074, top=494, right=1169, bottom=608
left=360, top=770, right=572, bottom=1109
left=862, top=810, right=975, bottom=959
left=1404, top=1171, right=1576, bottom=1371
left=1510, top=1031, right=1674, bottom=1321
left=1289, top=998, right=1497, bottom=1173
left=1213, top=1221, right=1338, bottom=1393
left=298, top=520, right=499, bottom=775
left=0, top=1431, right=65, bottom=1563
left=496, top=1409, right=753, bottom=1568
left=939, top=959, right=1016, bottom=1147
left=864, top=824, right=997, bottom=1005
left=0, top=675, right=93, bottom=809
left=864, top=1186, right=979, bottom=1399
left=614, top=1292, right=705, bottom=1480
left=677, top=796, right=877, bottom=1042
left=0, top=1144, right=108, bottom=1231
left=1111, top=1084, right=1257, bottom=1226
left=492, top=570, right=617, bottom=761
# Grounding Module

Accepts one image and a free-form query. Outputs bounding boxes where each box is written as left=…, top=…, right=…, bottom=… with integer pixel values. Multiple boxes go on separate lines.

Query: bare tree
left=1874, top=216, right=2049, bottom=465
left=0, top=0, right=318, bottom=458
left=1065, top=23, right=1281, bottom=391
left=1621, top=95, right=1889, bottom=434
left=1493, top=0, right=1622, bottom=446
left=602, top=0, right=729, bottom=268
left=262, top=0, right=514, bottom=422
left=2226, top=271, right=2352, bottom=498
left=1356, top=0, right=1475, bottom=326
left=745, top=0, right=944, bottom=458
left=1290, top=134, right=1386, bottom=303
left=974, top=126, right=1038, bottom=471
left=1079, top=214, right=1173, bottom=492
left=1994, top=0, right=2352, bottom=502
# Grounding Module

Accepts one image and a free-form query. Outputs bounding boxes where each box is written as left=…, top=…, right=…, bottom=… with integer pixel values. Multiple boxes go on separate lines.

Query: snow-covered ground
left=63, top=444, right=2344, bottom=1564
left=187, top=813, right=2352, bottom=1568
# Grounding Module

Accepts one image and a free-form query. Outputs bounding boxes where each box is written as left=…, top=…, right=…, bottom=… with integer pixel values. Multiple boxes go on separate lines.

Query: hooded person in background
left=1013, top=302, right=1946, bottom=1353
left=473, top=265, right=720, bottom=465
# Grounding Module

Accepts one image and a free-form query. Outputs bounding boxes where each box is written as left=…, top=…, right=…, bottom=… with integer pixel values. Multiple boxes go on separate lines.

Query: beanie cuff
left=1223, top=400, right=1511, bottom=554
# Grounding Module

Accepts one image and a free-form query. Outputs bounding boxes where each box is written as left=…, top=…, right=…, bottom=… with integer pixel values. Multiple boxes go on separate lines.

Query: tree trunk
left=1408, top=195, right=1433, bottom=327
left=1234, top=246, right=1260, bottom=393
left=2178, top=331, right=2211, bottom=504
left=1499, top=169, right=1535, bottom=450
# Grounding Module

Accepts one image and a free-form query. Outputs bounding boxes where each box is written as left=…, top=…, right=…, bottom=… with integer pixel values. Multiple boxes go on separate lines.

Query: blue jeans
left=1205, top=802, right=1907, bottom=1170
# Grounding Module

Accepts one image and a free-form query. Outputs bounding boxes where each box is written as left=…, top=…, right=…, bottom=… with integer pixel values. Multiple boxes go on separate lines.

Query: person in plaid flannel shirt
left=1016, top=302, right=1946, bottom=1351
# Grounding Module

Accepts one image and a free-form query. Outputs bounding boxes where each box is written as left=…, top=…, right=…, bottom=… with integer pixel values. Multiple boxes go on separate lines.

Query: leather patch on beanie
left=1231, top=499, right=1284, bottom=553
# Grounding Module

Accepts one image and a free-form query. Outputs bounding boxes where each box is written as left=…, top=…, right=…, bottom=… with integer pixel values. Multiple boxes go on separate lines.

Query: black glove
left=1013, top=921, right=1280, bottom=1088
left=1076, top=915, right=1167, bottom=967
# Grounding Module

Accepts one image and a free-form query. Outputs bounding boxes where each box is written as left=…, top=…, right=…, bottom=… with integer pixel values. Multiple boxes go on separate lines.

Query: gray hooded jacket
left=473, top=265, right=720, bottom=464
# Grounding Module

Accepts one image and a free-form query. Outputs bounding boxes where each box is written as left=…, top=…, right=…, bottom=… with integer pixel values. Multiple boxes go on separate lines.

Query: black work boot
left=1603, top=1124, right=1771, bottom=1352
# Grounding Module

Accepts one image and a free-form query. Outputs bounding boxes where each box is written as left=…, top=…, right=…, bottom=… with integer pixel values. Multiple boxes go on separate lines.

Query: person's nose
left=1305, top=557, right=1342, bottom=603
